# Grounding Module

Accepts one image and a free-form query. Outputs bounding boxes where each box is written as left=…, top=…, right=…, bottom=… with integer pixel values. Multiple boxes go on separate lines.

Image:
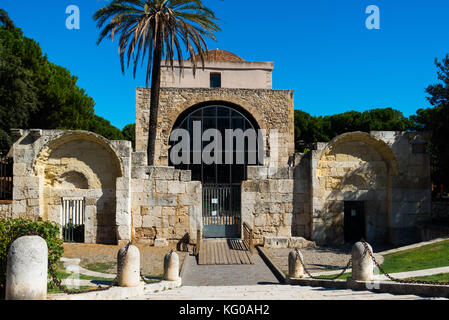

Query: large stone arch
left=33, top=131, right=124, bottom=244
left=312, top=132, right=398, bottom=244
left=136, top=87, right=295, bottom=167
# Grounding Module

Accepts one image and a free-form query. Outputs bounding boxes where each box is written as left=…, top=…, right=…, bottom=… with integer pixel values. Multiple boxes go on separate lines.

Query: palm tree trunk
left=147, top=33, right=162, bottom=166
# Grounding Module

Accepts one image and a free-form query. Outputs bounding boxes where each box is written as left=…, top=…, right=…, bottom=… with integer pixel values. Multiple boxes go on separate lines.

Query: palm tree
left=94, top=0, right=220, bottom=165
left=0, top=9, right=15, bottom=30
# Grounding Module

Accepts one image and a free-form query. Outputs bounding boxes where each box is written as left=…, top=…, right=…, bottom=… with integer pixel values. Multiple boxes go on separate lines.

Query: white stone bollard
left=117, top=244, right=141, bottom=287
left=163, top=251, right=180, bottom=281
left=351, top=241, right=374, bottom=281
left=6, top=236, right=48, bottom=300
left=288, top=249, right=305, bottom=279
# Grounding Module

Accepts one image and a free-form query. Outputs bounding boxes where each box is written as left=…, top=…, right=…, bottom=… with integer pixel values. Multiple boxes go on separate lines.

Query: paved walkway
left=181, top=253, right=280, bottom=286
left=134, top=284, right=442, bottom=300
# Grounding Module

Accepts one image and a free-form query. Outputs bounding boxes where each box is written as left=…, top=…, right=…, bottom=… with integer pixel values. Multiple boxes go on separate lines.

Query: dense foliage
left=411, top=55, right=449, bottom=192
left=0, top=11, right=134, bottom=150
left=0, top=218, right=64, bottom=298
left=122, top=123, right=136, bottom=150
left=294, top=108, right=415, bottom=151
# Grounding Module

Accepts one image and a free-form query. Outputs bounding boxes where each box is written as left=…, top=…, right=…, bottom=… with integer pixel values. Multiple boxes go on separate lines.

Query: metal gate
left=62, top=198, right=85, bottom=243
left=202, top=185, right=241, bottom=238
left=0, top=152, right=13, bottom=200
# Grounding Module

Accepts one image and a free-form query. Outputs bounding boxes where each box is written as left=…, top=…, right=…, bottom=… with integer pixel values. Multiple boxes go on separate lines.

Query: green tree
left=122, top=123, right=136, bottom=150
left=412, top=55, right=449, bottom=190
left=294, top=108, right=413, bottom=152
left=0, top=10, right=126, bottom=146
left=0, top=9, right=15, bottom=30
left=94, top=0, right=220, bottom=165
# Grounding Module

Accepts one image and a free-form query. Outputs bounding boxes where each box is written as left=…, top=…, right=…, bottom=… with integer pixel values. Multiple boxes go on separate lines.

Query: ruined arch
left=33, top=131, right=124, bottom=244
left=313, top=132, right=398, bottom=244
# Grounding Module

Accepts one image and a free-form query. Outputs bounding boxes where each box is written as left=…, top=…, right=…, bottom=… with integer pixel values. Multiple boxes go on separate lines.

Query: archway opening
left=169, top=103, right=262, bottom=238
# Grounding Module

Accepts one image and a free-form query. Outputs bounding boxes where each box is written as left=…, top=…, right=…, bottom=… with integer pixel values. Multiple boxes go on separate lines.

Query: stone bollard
left=6, top=236, right=48, bottom=300
left=117, top=244, right=141, bottom=287
left=163, top=251, right=180, bottom=281
left=351, top=241, right=374, bottom=281
left=288, top=249, right=305, bottom=279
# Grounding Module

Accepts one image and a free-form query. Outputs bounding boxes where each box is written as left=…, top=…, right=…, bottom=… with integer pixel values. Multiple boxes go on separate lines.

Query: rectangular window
left=210, top=73, right=221, bottom=88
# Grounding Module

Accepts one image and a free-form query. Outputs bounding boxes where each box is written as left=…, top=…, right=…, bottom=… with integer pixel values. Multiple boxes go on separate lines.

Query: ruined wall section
left=131, top=155, right=202, bottom=244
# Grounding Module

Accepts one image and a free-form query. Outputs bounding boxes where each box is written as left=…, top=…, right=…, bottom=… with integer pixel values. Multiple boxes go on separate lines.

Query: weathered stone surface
left=136, top=87, right=295, bottom=167
left=117, top=244, right=141, bottom=287
left=264, top=236, right=289, bottom=248
left=154, top=238, right=169, bottom=247
left=288, top=237, right=316, bottom=249
left=163, top=251, right=180, bottom=281
left=288, top=249, right=305, bottom=279
left=6, top=236, right=48, bottom=300
left=351, top=242, right=374, bottom=281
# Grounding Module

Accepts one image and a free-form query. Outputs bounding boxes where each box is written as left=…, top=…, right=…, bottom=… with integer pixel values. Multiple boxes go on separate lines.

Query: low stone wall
left=131, top=157, right=202, bottom=244
left=0, top=200, right=12, bottom=219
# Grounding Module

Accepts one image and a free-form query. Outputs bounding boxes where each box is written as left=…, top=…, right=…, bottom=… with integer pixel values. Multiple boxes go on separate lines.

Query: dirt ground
left=265, top=243, right=391, bottom=274
left=62, top=242, right=189, bottom=276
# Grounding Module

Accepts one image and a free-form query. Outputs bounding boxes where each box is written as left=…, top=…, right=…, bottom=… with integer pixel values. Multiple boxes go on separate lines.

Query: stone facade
left=309, top=131, right=431, bottom=245
left=135, top=87, right=295, bottom=168
left=10, top=130, right=132, bottom=245
left=7, top=128, right=432, bottom=246
left=131, top=155, right=202, bottom=245
left=6, top=53, right=433, bottom=247
left=242, top=166, right=294, bottom=245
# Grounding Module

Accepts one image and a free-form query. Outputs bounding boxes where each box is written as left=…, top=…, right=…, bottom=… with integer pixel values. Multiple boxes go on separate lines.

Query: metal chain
left=295, top=248, right=352, bottom=280
left=360, top=239, right=449, bottom=286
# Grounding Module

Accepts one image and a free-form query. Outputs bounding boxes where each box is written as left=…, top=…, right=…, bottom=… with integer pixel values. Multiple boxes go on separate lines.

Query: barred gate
left=62, top=198, right=85, bottom=243
left=0, top=152, right=13, bottom=200
left=202, top=185, right=241, bottom=238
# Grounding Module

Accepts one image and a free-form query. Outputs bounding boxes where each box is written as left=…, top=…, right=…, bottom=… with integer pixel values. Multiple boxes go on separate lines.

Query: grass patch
left=316, top=273, right=352, bottom=280
left=84, top=262, right=116, bottom=274
left=47, top=261, right=115, bottom=294
left=380, top=240, right=449, bottom=274
left=141, top=274, right=163, bottom=284
left=405, top=273, right=449, bottom=283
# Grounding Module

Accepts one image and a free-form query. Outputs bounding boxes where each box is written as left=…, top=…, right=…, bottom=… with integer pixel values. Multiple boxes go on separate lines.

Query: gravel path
left=265, top=244, right=387, bottom=275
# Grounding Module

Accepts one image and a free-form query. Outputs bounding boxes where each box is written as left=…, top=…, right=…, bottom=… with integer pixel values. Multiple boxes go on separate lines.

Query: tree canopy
left=0, top=11, right=134, bottom=150
left=411, top=55, right=449, bottom=191
left=294, top=108, right=414, bottom=151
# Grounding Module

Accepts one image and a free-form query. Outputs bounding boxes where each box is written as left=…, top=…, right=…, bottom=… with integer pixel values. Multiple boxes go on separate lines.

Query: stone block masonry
left=131, top=165, right=202, bottom=244
left=135, top=87, right=295, bottom=167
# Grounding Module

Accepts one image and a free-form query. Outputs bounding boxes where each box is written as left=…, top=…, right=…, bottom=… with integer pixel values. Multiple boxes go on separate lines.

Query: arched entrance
left=169, top=103, right=262, bottom=238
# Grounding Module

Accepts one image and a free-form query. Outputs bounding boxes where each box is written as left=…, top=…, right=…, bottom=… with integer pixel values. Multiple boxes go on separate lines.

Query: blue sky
left=3, top=0, right=449, bottom=130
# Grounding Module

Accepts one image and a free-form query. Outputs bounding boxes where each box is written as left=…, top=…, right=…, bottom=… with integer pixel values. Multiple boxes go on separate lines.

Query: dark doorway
left=344, top=201, right=365, bottom=243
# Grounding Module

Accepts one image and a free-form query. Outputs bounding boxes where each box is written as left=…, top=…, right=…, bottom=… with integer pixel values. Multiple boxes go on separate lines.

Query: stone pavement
left=134, top=284, right=443, bottom=300
left=181, top=253, right=280, bottom=286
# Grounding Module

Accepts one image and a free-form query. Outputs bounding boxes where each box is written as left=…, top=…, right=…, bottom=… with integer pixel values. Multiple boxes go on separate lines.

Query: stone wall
left=160, top=60, right=273, bottom=89
left=131, top=156, right=202, bottom=244
left=0, top=200, right=12, bottom=219
left=371, top=131, right=431, bottom=244
left=135, top=87, right=295, bottom=167
left=310, top=131, right=431, bottom=246
left=290, top=154, right=312, bottom=239
left=11, top=130, right=132, bottom=245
